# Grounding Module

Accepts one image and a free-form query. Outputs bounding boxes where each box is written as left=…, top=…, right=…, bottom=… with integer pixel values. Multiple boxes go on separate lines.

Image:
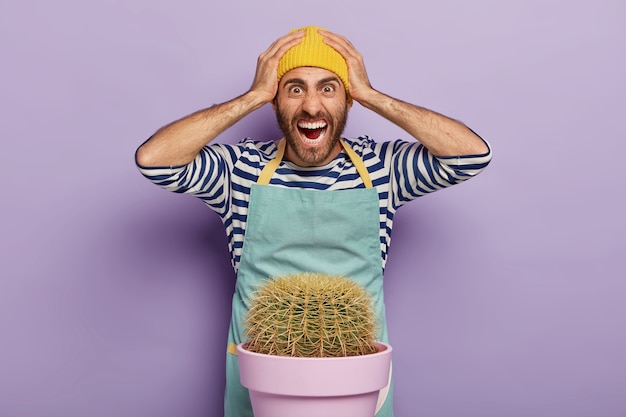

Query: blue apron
left=224, top=139, right=393, bottom=417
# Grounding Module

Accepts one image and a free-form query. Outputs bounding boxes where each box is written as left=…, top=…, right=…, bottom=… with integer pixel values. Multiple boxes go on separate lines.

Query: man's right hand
left=249, top=30, right=305, bottom=103
left=135, top=30, right=304, bottom=168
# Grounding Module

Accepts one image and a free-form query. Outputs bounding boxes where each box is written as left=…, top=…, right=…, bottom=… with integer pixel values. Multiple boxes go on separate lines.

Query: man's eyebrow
left=316, top=76, right=341, bottom=86
left=282, top=76, right=341, bottom=87
left=283, top=78, right=306, bottom=86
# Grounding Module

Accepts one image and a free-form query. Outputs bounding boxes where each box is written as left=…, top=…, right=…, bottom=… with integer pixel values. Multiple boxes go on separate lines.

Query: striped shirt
left=137, top=136, right=492, bottom=272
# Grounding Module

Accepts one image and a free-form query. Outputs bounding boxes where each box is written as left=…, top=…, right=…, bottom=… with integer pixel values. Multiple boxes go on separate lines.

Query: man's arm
left=321, top=30, right=489, bottom=157
left=135, top=30, right=305, bottom=167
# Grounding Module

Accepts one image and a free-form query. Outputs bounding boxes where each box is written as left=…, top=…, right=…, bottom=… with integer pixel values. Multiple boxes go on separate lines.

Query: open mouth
left=297, top=120, right=327, bottom=143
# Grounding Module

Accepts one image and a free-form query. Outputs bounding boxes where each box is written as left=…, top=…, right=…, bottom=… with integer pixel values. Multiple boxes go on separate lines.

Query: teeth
left=298, top=121, right=327, bottom=129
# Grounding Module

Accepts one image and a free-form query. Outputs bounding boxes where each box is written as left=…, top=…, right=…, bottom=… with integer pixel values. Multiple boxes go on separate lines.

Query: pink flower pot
left=237, top=342, right=392, bottom=417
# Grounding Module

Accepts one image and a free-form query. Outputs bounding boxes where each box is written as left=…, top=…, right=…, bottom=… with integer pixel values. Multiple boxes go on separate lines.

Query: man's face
left=274, top=66, right=349, bottom=167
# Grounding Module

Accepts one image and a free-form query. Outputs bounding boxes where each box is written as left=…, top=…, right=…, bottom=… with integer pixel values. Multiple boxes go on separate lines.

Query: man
left=136, top=26, right=491, bottom=417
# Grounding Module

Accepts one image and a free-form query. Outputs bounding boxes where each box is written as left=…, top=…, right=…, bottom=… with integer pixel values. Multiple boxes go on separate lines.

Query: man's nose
left=301, top=92, right=322, bottom=115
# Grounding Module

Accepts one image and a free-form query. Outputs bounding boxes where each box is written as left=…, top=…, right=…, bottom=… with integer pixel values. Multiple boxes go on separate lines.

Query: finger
left=318, top=29, right=350, bottom=45
left=319, top=30, right=366, bottom=75
left=318, top=29, right=357, bottom=57
left=251, top=31, right=305, bottom=96
left=318, top=29, right=372, bottom=97
left=260, top=30, right=305, bottom=61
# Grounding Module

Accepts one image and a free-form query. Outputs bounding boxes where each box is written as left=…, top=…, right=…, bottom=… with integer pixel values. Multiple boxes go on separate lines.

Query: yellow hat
left=277, top=26, right=349, bottom=95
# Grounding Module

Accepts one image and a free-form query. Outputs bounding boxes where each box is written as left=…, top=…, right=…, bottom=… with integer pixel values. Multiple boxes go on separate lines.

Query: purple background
left=1, top=0, right=624, bottom=416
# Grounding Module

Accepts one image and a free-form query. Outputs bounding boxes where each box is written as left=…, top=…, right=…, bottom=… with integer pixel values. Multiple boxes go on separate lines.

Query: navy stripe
left=137, top=136, right=492, bottom=272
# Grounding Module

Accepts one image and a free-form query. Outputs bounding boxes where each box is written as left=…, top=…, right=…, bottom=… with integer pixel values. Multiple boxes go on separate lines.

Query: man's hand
left=320, top=29, right=488, bottom=157
left=136, top=31, right=305, bottom=167
left=319, top=29, right=375, bottom=104
left=250, top=30, right=305, bottom=103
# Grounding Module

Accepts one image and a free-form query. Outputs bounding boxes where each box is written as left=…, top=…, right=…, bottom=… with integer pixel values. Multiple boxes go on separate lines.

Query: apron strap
left=257, top=139, right=373, bottom=188
left=340, top=140, right=373, bottom=189
left=257, top=139, right=286, bottom=185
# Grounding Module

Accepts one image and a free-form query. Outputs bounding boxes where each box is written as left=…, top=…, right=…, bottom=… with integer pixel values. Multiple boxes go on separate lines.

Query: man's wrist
left=242, top=89, right=274, bottom=111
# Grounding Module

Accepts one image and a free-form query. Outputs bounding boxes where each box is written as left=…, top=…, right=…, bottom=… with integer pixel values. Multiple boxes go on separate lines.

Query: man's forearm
left=358, top=89, right=489, bottom=157
left=136, top=91, right=268, bottom=167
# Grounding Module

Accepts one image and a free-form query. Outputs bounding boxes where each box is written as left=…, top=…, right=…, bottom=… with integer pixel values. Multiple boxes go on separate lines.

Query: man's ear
left=271, top=96, right=278, bottom=111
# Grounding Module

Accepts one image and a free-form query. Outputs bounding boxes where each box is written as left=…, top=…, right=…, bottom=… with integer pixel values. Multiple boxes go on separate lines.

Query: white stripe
left=138, top=136, right=492, bottom=272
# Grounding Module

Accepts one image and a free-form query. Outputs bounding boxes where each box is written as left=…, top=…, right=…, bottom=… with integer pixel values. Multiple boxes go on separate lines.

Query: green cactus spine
left=243, top=272, right=379, bottom=357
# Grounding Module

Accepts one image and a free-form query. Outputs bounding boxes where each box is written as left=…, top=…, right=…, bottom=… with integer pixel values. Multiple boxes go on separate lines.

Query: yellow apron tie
left=227, top=342, right=238, bottom=356
left=257, top=139, right=373, bottom=188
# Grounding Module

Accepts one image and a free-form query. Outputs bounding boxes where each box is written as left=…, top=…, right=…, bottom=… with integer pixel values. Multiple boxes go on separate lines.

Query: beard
left=276, top=105, right=349, bottom=167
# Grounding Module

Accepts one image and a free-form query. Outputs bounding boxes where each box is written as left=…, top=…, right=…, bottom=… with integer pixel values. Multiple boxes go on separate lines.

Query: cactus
left=243, top=272, right=379, bottom=357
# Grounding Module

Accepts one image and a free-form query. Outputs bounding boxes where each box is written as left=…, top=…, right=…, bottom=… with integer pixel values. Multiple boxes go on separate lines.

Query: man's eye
left=322, top=85, right=335, bottom=93
left=290, top=86, right=303, bottom=94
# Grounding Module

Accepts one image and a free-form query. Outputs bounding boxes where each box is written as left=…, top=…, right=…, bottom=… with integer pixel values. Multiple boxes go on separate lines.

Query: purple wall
left=1, top=1, right=624, bottom=416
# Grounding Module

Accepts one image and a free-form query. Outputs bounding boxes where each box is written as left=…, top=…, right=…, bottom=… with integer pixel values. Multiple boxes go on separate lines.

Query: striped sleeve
left=381, top=138, right=492, bottom=208
left=135, top=143, right=236, bottom=216
left=136, top=136, right=491, bottom=272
